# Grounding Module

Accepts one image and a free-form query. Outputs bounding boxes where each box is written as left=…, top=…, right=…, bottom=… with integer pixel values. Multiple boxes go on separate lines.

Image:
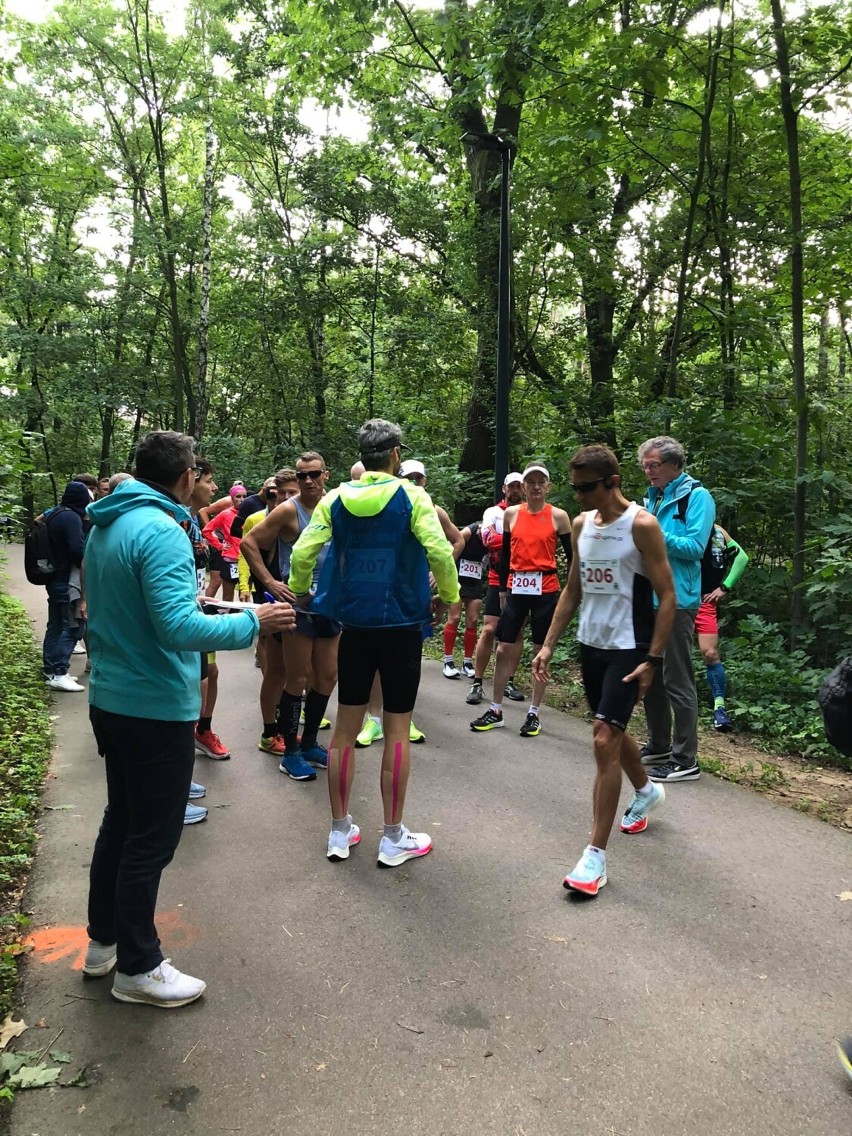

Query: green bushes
left=0, top=591, right=54, bottom=1018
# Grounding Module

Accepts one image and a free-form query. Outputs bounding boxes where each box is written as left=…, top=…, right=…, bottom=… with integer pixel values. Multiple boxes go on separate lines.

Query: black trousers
left=87, top=707, right=195, bottom=975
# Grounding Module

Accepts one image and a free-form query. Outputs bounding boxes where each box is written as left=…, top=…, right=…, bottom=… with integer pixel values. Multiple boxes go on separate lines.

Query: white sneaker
left=82, top=940, right=117, bottom=977
left=47, top=674, right=85, bottom=693
left=442, top=661, right=461, bottom=679
left=72, top=641, right=87, bottom=655
left=111, top=959, right=206, bottom=1008
left=462, top=661, right=476, bottom=678
left=377, top=825, right=432, bottom=868
left=326, top=822, right=361, bottom=862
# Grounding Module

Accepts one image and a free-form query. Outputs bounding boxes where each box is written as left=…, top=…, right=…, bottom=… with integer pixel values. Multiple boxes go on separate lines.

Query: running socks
left=332, top=814, right=353, bottom=833
left=277, top=691, right=302, bottom=752
left=384, top=822, right=403, bottom=842
left=706, top=661, right=726, bottom=702
left=197, top=716, right=212, bottom=734
left=302, top=689, right=330, bottom=750
left=463, top=625, right=478, bottom=660
left=443, top=623, right=457, bottom=657
left=262, top=722, right=277, bottom=738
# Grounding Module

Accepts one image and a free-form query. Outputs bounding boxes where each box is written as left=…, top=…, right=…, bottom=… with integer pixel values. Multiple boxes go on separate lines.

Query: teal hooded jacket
left=643, top=471, right=715, bottom=611
left=84, top=478, right=259, bottom=722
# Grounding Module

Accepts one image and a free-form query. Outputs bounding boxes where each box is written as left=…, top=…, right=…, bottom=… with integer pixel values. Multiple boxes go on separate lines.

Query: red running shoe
left=194, top=729, right=230, bottom=760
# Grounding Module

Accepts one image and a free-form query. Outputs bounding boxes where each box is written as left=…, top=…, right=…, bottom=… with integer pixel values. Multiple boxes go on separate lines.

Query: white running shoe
left=47, top=674, right=85, bottom=693
left=462, top=661, right=476, bottom=678
left=72, top=641, right=87, bottom=655
left=442, top=661, right=461, bottom=679
left=111, top=959, right=206, bottom=1008
left=376, top=825, right=432, bottom=868
left=327, top=823, right=361, bottom=862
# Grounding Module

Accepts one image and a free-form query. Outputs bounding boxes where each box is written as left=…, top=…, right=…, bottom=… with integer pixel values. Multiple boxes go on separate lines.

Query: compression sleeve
left=499, top=528, right=512, bottom=589
left=559, top=530, right=573, bottom=564
left=722, top=538, right=749, bottom=590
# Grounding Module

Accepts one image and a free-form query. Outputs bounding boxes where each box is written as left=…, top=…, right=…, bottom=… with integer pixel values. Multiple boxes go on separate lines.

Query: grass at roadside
left=0, top=591, right=53, bottom=1019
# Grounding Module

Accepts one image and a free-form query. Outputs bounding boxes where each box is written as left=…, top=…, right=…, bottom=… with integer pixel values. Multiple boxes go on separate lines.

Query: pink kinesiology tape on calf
left=391, top=741, right=403, bottom=819
left=339, top=746, right=351, bottom=805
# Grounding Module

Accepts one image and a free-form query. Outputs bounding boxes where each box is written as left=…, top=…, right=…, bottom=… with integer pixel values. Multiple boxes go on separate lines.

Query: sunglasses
left=296, top=469, right=325, bottom=481
left=572, top=477, right=607, bottom=493
left=265, top=488, right=277, bottom=496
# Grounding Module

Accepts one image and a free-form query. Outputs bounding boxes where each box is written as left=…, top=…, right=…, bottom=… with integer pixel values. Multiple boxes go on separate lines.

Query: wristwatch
left=645, top=654, right=664, bottom=667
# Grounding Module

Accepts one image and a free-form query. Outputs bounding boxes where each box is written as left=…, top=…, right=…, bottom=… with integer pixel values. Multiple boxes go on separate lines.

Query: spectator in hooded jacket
left=43, top=480, right=90, bottom=692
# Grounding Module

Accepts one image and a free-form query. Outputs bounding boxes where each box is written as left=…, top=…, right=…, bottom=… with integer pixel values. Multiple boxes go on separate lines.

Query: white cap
left=399, top=459, right=426, bottom=479
left=504, top=471, right=523, bottom=485
left=523, top=464, right=550, bottom=480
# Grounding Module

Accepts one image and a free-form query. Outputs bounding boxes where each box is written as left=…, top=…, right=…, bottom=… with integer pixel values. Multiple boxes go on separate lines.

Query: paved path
left=2, top=544, right=851, bottom=1135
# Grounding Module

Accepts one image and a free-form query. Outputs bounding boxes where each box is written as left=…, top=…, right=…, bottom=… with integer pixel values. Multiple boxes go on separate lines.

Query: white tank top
left=577, top=501, right=655, bottom=650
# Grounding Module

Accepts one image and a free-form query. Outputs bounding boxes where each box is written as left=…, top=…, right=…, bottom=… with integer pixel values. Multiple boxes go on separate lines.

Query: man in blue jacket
left=638, top=436, right=715, bottom=783
left=81, top=431, right=294, bottom=1008
left=42, top=480, right=90, bottom=692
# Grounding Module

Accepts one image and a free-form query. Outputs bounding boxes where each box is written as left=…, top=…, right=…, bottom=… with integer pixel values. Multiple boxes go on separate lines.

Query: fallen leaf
left=8, top=1065, right=62, bottom=1089
left=0, top=1016, right=27, bottom=1050
left=544, top=935, right=566, bottom=944
left=837, top=892, right=852, bottom=902
left=62, top=1066, right=90, bottom=1089
left=49, top=1048, right=72, bottom=1064
left=0, top=1051, right=39, bottom=1076
left=314, top=1062, right=327, bottom=1071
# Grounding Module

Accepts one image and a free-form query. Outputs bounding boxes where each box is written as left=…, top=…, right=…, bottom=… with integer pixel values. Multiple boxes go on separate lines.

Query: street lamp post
left=461, top=131, right=515, bottom=502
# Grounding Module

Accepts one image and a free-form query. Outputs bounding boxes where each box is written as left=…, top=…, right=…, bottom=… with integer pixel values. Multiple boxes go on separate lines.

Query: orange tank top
left=509, top=504, right=559, bottom=593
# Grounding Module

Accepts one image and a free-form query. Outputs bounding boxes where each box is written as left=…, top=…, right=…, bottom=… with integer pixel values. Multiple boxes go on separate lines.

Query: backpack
left=818, top=657, right=852, bottom=756
left=674, top=492, right=735, bottom=593
left=23, top=507, right=68, bottom=585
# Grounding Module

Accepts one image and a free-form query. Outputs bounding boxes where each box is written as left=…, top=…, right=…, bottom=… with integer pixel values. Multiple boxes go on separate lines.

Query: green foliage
left=0, top=590, right=54, bottom=1020
left=720, top=614, right=848, bottom=768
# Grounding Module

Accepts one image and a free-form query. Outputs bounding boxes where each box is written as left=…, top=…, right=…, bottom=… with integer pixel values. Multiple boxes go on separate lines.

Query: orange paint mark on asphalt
left=24, top=910, right=199, bottom=970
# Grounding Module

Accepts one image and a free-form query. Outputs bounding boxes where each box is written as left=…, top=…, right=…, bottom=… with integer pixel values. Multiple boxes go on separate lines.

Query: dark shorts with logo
left=580, top=644, right=647, bottom=732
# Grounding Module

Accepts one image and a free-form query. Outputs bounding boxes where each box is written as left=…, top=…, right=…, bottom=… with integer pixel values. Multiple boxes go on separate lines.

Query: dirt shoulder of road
left=540, top=673, right=852, bottom=833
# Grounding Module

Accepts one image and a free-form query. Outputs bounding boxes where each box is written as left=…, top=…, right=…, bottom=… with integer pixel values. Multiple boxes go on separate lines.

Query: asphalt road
left=3, top=543, right=851, bottom=1135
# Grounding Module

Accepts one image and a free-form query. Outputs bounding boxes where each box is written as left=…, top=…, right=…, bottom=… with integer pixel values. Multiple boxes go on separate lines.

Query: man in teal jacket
left=82, top=431, right=294, bottom=1008
left=290, top=418, right=460, bottom=869
left=638, top=436, right=715, bottom=783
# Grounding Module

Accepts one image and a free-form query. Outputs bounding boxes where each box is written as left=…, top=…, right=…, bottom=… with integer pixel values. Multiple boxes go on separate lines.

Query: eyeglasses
left=571, top=477, right=607, bottom=493
left=296, top=469, right=325, bottom=481
left=265, top=488, right=277, bottom=496
left=642, top=460, right=668, bottom=472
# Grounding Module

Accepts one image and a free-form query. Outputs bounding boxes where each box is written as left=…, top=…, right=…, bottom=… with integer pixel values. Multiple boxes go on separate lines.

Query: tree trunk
left=665, top=5, right=725, bottom=406
left=770, top=0, right=807, bottom=640
left=197, top=117, right=216, bottom=443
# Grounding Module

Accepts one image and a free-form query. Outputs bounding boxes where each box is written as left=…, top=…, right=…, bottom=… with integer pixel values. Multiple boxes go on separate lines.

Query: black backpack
left=23, top=507, right=68, bottom=585
left=674, top=492, right=734, bottom=593
left=818, top=657, right=852, bottom=756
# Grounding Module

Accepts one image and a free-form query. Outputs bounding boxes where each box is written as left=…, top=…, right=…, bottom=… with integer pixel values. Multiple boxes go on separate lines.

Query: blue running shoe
left=620, top=782, right=665, bottom=834
left=188, top=781, right=206, bottom=800
left=713, top=707, right=733, bottom=732
left=279, top=750, right=317, bottom=781
left=184, top=803, right=208, bottom=825
left=563, top=848, right=607, bottom=896
left=301, top=744, right=329, bottom=768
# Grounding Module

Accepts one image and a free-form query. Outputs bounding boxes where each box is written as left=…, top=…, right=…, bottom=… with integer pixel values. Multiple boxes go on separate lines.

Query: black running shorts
left=337, top=626, right=422, bottom=714
left=208, top=549, right=226, bottom=575
left=580, top=644, right=646, bottom=732
left=483, top=584, right=502, bottom=619
left=497, top=592, right=559, bottom=646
